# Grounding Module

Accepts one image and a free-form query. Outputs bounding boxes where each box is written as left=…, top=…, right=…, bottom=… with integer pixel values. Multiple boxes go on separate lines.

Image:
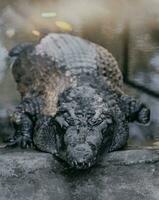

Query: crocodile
left=8, top=33, right=150, bottom=169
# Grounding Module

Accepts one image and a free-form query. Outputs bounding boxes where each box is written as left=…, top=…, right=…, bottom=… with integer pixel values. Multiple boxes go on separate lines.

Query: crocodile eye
left=66, top=116, right=75, bottom=126
left=61, top=113, right=74, bottom=125
left=96, top=117, right=104, bottom=125
left=90, top=113, right=112, bottom=126
left=106, top=116, right=113, bottom=124
left=57, top=109, right=76, bottom=126
left=100, top=113, right=105, bottom=119
left=90, top=117, right=104, bottom=126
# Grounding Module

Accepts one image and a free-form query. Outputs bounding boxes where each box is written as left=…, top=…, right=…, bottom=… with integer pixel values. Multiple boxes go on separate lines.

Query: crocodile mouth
left=65, top=144, right=98, bottom=170
left=53, top=149, right=97, bottom=169
left=67, top=157, right=97, bottom=170
left=53, top=148, right=97, bottom=169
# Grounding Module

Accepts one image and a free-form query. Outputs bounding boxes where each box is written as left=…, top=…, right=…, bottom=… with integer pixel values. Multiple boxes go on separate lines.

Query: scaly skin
left=8, top=33, right=150, bottom=169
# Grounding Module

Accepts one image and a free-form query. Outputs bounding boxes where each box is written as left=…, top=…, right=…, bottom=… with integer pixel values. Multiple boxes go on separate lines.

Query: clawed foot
left=8, top=110, right=34, bottom=149
left=122, top=96, right=150, bottom=124
left=6, top=135, right=33, bottom=149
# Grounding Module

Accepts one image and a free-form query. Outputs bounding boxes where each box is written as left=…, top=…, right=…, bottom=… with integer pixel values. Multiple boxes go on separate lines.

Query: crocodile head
left=53, top=86, right=114, bottom=169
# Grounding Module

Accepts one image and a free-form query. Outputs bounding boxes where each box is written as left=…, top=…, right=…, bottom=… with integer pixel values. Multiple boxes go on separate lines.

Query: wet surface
left=0, top=0, right=159, bottom=148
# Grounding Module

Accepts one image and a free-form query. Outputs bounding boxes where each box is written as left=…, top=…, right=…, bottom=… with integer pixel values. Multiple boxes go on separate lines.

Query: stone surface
left=0, top=149, right=159, bottom=200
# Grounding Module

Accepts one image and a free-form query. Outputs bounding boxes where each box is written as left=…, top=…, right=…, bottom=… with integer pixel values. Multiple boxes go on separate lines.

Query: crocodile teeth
left=74, top=161, right=78, bottom=166
left=88, top=162, right=91, bottom=167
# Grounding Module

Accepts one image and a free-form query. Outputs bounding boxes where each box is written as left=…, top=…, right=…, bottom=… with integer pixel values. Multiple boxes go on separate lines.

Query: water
left=0, top=0, right=159, bottom=147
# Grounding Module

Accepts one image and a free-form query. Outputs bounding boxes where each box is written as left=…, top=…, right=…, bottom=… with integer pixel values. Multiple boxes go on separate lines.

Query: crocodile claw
left=6, top=135, right=33, bottom=149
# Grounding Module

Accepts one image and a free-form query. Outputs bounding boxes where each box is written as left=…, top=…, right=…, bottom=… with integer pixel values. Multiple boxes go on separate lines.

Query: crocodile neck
left=72, top=70, right=108, bottom=92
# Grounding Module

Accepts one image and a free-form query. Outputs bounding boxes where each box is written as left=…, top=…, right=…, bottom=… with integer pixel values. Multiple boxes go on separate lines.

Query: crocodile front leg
left=33, top=116, right=56, bottom=154
left=8, top=97, right=43, bottom=148
left=120, top=95, right=150, bottom=124
left=109, top=106, right=129, bottom=152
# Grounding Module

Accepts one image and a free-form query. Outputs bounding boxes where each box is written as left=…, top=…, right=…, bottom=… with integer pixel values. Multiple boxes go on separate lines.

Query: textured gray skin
left=8, top=33, right=150, bottom=169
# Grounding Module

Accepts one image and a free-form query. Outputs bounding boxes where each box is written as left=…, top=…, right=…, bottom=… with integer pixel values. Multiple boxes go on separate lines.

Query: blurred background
left=0, top=0, right=159, bottom=148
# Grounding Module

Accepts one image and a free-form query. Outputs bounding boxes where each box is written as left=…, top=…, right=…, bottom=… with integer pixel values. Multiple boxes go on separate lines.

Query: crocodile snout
left=66, top=143, right=97, bottom=169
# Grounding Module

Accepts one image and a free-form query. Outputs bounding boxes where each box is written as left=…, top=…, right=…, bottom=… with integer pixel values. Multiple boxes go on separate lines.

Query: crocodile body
left=9, top=33, right=150, bottom=169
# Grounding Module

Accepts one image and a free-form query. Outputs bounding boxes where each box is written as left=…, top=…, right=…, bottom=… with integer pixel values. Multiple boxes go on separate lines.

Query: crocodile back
left=35, top=33, right=97, bottom=74
left=11, top=33, right=123, bottom=115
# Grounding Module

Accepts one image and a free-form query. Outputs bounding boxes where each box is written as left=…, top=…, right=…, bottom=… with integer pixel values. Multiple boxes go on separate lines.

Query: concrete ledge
left=0, top=149, right=159, bottom=200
